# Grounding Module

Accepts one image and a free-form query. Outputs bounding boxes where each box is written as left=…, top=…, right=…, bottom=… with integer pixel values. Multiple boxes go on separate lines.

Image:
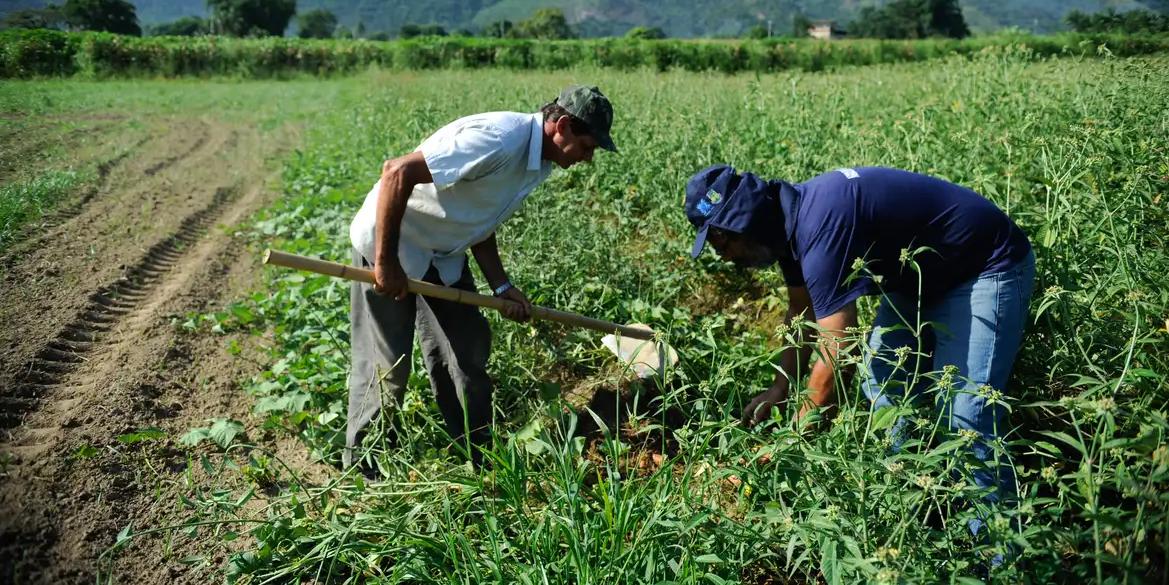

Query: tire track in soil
left=143, top=130, right=209, bottom=177
left=0, top=119, right=218, bottom=378
left=0, top=118, right=313, bottom=585
left=0, top=184, right=237, bottom=431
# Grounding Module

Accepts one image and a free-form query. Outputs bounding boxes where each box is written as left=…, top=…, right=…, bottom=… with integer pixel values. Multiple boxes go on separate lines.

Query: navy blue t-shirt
left=777, top=167, right=1031, bottom=318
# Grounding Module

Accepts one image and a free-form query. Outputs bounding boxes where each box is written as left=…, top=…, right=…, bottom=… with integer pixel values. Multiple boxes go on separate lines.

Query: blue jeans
left=862, top=251, right=1036, bottom=523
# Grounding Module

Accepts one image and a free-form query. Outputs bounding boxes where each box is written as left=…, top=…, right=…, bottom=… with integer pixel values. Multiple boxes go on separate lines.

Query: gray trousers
left=344, top=248, right=493, bottom=468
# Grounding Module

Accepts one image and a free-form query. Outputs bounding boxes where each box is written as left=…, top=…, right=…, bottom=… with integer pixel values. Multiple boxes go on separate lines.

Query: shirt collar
left=527, top=114, right=543, bottom=172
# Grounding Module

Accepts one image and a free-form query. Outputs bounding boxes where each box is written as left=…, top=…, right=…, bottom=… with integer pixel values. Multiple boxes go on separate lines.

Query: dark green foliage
left=791, top=13, right=812, bottom=37
left=148, top=16, right=207, bottom=36
left=850, top=0, right=969, bottom=39
left=511, top=8, right=574, bottom=40
left=484, top=19, right=512, bottom=38
left=63, top=0, right=141, bottom=36
left=1066, top=9, right=1169, bottom=34
left=927, top=0, right=968, bottom=38
left=399, top=23, right=446, bottom=39
left=744, top=24, right=769, bottom=39
left=206, top=0, right=296, bottom=37
left=1, top=6, right=66, bottom=30
left=626, top=25, right=666, bottom=40
left=296, top=8, right=336, bottom=39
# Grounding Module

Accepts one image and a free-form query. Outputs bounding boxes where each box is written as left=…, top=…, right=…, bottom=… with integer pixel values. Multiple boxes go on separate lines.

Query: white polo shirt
left=349, top=112, right=553, bottom=285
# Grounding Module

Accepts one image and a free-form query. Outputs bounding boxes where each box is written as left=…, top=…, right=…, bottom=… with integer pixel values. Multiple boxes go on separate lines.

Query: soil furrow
left=0, top=112, right=306, bottom=585
left=1, top=185, right=240, bottom=431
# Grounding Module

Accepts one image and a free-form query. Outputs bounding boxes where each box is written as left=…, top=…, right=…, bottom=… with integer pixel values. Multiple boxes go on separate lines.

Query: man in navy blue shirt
left=685, top=164, right=1035, bottom=514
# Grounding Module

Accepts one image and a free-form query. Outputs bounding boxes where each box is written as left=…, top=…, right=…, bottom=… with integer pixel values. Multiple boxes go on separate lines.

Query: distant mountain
left=2, top=0, right=1165, bottom=36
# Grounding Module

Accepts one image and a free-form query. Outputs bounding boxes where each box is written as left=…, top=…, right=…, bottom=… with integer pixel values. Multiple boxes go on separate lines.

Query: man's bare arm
left=798, top=302, right=859, bottom=421
left=374, top=152, right=433, bottom=299
left=470, top=233, right=531, bottom=321
left=742, top=286, right=816, bottom=426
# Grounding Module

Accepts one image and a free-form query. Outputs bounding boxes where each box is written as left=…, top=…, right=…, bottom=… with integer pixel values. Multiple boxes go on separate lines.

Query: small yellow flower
left=893, top=345, right=911, bottom=365
left=986, top=388, right=1005, bottom=405
left=826, top=504, right=840, bottom=520
left=875, top=546, right=901, bottom=562
left=1041, top=465, right=1058, bottom=482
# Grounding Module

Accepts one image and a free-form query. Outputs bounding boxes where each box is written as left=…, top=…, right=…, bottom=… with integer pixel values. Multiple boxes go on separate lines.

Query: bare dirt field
left=0, top=111, right=323, bottom=584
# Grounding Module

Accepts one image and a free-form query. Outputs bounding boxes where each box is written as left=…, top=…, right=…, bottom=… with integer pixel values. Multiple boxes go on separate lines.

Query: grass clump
left=0, top=169, right=83, bottom=254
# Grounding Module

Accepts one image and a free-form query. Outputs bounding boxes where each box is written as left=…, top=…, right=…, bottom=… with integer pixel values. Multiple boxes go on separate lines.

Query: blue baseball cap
left=685, top=164, right=783, bottom=258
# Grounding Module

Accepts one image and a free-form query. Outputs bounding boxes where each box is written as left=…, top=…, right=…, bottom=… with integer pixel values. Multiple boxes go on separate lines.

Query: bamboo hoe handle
left=263, top=249, right=653, bottom=340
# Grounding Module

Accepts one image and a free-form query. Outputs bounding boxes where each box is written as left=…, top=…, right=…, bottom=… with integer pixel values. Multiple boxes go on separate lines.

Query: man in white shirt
left=346, top=85, right=617, bottom=469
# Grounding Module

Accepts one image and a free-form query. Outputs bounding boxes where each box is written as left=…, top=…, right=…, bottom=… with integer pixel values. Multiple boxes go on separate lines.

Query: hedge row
left=3, top=28, right=1168, bottom=78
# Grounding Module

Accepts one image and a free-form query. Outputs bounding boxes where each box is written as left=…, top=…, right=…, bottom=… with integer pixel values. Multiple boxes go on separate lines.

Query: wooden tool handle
left=263, top=249, right=653, bottom=340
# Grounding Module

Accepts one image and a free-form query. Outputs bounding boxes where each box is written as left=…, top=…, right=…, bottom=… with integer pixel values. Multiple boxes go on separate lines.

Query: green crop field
left=144, top=49, right=1169, bottom=584
left=3, top=46, right=1166, bottom=584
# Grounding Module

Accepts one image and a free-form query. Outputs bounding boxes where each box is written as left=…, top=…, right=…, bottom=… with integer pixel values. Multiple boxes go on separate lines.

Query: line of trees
left=5, top=2, right=1168, bottom=41
left=205, top=0, right=294, bottom=37
left=1066, top=9, right=1169, bottom=34
left=1, top=0, right=142, bottom=36
left=848, top=0, right=969, bottom=39
left=0, top=0, right=300, bottom=38
left=0, top=2, right=590, bottom=41
left=431, top=8, right=578, bottom=40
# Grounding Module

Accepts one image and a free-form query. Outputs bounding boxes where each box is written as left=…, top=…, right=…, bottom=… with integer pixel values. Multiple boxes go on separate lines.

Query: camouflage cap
left=555, top=85, right=617, bottom=152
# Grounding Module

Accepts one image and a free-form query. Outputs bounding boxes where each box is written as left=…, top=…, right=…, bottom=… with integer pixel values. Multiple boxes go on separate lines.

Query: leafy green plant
left=180, top=419, right=247, bottom=449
